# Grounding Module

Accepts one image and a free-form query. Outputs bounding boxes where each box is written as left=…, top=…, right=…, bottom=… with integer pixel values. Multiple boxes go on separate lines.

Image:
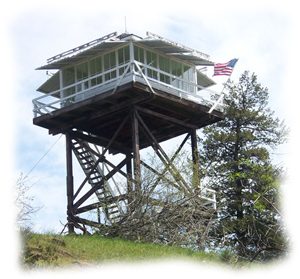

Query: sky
left=2, top=0, right=300, bottom=277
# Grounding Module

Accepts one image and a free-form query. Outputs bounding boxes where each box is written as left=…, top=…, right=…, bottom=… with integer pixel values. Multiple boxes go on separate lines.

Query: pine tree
left=198, top=71, right=289, bottom=261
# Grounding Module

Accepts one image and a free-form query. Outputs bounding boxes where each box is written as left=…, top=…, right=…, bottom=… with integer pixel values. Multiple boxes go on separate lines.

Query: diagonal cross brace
left=149, top=132, right=190, bottom=193
left=134, top=109, right=191, bottom=195
left=73, top=157, right=128, bottom=211
left=71, top=114, right=130, bottom=202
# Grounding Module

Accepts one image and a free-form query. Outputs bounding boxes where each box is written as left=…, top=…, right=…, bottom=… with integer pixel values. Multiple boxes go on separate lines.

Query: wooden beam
left=141, top=160, right=185, bottom=194
left=49, top=93, right=153, bottom=135
left=73, top=157, right=128, bottom=210
left=135, top=110, right=191, bottom=194
left=103, top=158, right=128, bottom=178
left=72, top=216, right=104, bottom=229
left=126, top=153, right=133, bottom=204
left=76, top=194, right=128, bottom=214
left=140, top=132, right=190, bottom=195
left=68, top=130, right=132, bottom=154
left=131, top=106, right=141, bottom=194
left=136, top=105, right=198, bottom=130
left=65, top=133, right=74, bottom=233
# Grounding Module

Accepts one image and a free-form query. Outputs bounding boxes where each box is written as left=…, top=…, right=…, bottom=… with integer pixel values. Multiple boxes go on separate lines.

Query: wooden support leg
left=65, top=132, right=74, bottom=234
left=131, top=106, right=141, bottom=194
left=126, top=153, right=133, bottom=203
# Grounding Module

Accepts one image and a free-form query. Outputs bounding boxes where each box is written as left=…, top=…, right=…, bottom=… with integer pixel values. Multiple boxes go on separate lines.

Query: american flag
left=213, top=58, right=238, bottom=76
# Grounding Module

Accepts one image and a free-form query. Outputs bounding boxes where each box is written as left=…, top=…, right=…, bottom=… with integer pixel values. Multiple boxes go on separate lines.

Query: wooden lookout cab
left=33, top=32, right=224, bottom=233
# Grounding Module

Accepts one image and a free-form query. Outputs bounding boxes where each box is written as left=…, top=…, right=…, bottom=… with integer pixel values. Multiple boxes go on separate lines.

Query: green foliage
left=198, top=71, right=289, bottom=261
left=21, top=230, right=60, bottom=267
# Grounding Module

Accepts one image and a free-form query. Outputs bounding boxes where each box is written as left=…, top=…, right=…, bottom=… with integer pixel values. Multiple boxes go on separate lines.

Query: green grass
left=21, top=233, right=226, bottom=269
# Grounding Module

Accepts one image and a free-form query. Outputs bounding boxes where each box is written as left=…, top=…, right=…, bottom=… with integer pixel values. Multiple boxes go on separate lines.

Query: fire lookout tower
left=33, top=32, right=225, bottom=234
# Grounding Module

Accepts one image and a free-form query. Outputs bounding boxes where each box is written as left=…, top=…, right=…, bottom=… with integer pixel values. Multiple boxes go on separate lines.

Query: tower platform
left=33, top=78, right=224, bottom=154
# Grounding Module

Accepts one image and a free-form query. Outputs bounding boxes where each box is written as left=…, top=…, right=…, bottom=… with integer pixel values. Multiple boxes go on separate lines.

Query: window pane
left=77, top=62, right=88, bottom=81
left=104, top=52, right=116, bottom=70
left=63, top=66, right=75, bottom=86
left=146, top=50, right=157, bottom=79
left=118, top=46, right=130, bottom=75
left=118, top=46, right=130, bottom=65
left=171, top=60, right=182, bottom=77
left=90, top=57, right=102, bottom=76
left=104, top=51, right=116, bottom=81
left=159, top=55, right=170, bottom=84
left=63, top=66, right=75, bottom=96
left=90, top=56, right=103, bottom=86
left=183, top=65, right=193, bottom=81
left=171, top=60, right=182, bottom=88
left=134, top=46, right=145, bottom=73
left=183, top=65, right=194, bottom=92
left=76, top=62, right=88, bottom=91
left=110, top=52, right=116, bottom=68
left=134, top=46, right=144, bottom=63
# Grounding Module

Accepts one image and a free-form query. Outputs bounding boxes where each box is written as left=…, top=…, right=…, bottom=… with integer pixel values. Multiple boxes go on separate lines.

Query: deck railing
left=199, top=187, right=217, bottom=210
left=33, top=61, right=224, bottom=117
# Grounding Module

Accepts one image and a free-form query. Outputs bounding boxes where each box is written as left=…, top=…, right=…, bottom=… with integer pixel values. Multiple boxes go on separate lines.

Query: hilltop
left=21, top=233, right=241, bottom=269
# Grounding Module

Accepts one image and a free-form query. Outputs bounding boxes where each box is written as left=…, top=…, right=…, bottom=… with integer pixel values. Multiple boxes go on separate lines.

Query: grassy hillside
left=21, top=233, right=238, bottom=269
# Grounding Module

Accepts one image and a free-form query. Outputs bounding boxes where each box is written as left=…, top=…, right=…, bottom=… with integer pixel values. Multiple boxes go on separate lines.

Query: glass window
left=118, top=46, right=130, bottom=75
left=171, top=60, right=182, bottom=88
left=77, top=62, right=88, bottom=81
left=146, top=50, right=157, bottom=79
left=63, top=66, right=75, bottom=96
left=171, top=60, right=182, bottom=77
left=183, top=65, right=194, bottom=81
left=63, top=66, right=75, bottom=86
left=134, top=46, right=144, bottom=63
left=104, top=51, right=116, bottom=81
left=159, top=55, right=170, bottom=84
left=90, top=56, right=103, bottom=87
left=90, top=56, right=102, bottom=76
left=134, top=46, right=145, bottom=73
left=76, top=62, right=88, bottom=91
left=183, top=65, right=194, bottom=93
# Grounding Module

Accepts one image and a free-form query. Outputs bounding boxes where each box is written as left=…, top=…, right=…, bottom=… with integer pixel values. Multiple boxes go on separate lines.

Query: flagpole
left=208, top=58, right=239, bottom=114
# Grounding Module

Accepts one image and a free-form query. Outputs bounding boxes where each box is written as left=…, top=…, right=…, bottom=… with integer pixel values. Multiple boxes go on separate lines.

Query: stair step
left=72, top=139, right=121, bottom=219
left=107, top=204, right=118, bottom=209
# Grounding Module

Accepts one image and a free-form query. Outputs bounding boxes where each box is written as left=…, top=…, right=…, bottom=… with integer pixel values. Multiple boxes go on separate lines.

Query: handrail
left=133, top=61, right=220, bottom=107
left=33, top=60, right=224, bottom=117
left=33, top=64, right=126, bottom=117
left=198, top=187, right=216, bottom=209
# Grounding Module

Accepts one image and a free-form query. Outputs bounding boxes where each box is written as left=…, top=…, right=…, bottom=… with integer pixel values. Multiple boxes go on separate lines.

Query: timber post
left=65, top=132, right=74, bottom=233
left=131, top=106, right=141, bottom=200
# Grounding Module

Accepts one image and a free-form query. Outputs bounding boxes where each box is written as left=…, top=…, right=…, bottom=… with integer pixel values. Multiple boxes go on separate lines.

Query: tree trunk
left=234, top=120, right=243, bottom=220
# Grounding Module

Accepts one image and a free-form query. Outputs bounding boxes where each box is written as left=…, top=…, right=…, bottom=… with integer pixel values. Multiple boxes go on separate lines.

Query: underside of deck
left=33, top=81, right=224, bottom=154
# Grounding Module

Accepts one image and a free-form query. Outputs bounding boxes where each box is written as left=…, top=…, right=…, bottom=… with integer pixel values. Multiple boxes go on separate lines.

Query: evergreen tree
left=198, top=71, right=289, bottom=261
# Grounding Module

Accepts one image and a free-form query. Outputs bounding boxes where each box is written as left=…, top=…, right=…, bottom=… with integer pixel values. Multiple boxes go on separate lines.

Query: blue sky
left=2, top=0, right=300, bottom=276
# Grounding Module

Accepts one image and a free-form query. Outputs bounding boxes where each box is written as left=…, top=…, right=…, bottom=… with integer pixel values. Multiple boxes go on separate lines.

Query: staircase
left=71, top=138, right=122, bottom=223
